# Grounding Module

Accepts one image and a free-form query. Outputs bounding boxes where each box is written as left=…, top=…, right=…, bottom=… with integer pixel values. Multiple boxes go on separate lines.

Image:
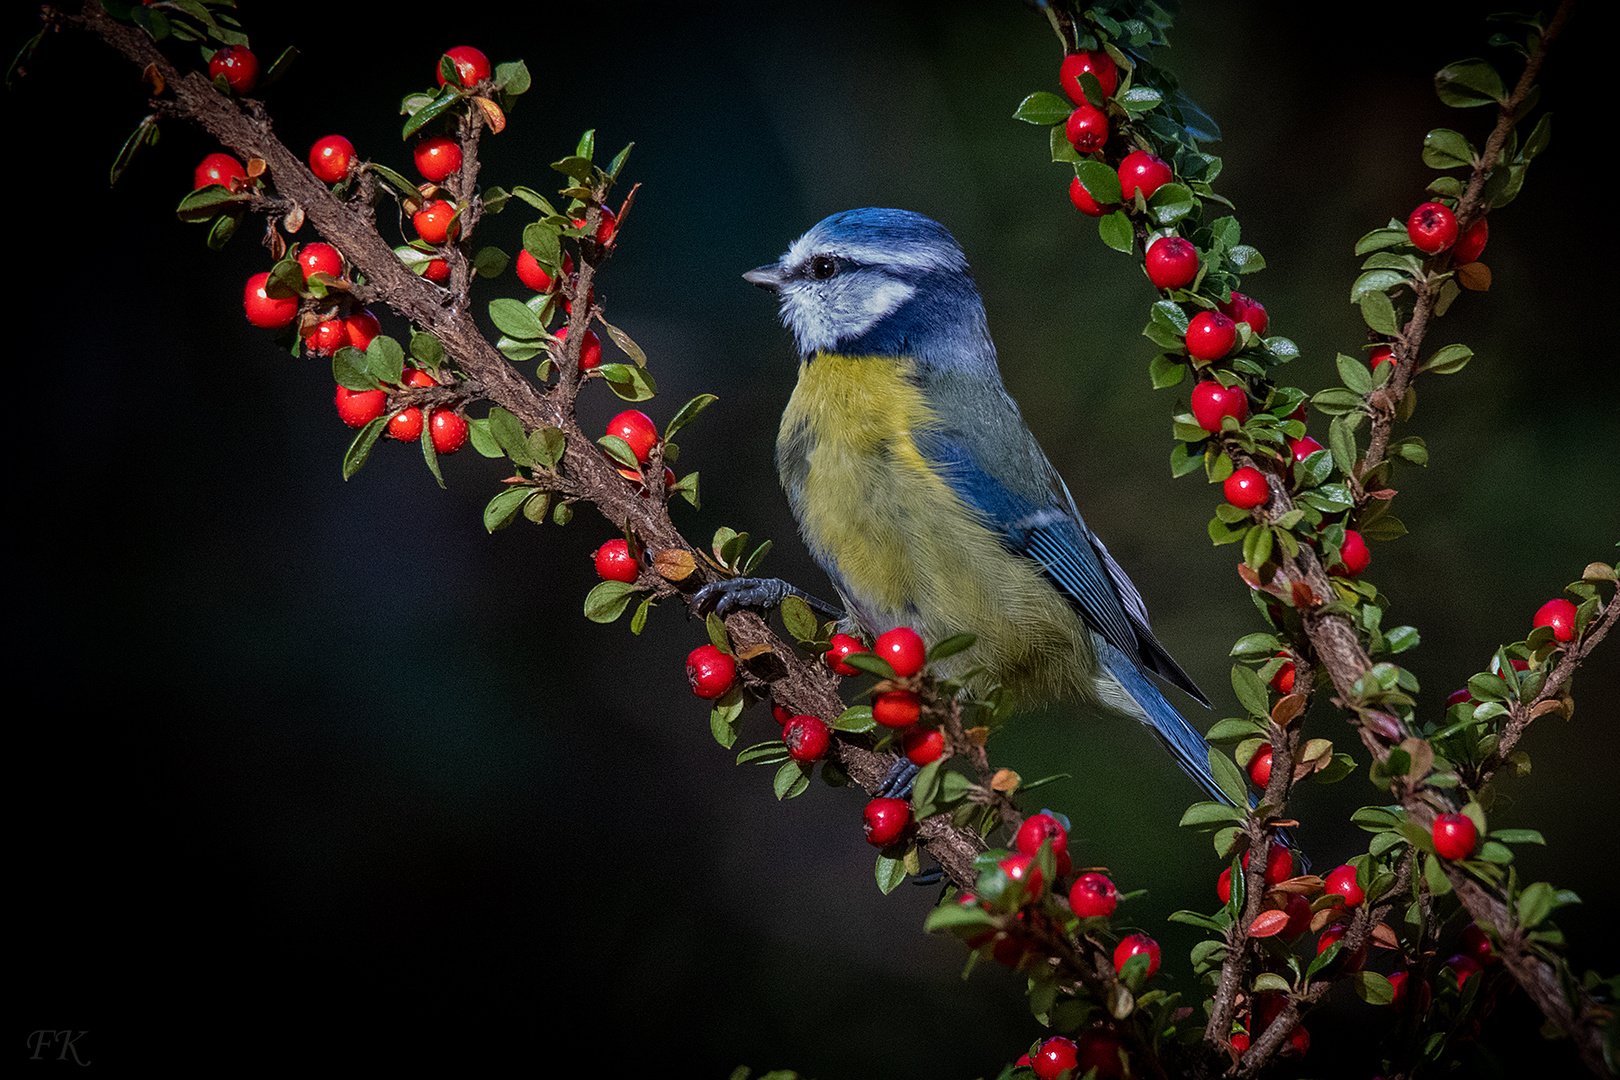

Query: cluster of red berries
left=1406, top=201, right=1488, bottom=263
left=1023, top=1029, right=1127, bottom=1079
left=334, top=366, right=468, bottom=453
left=823, top=627, right=948, bottom=773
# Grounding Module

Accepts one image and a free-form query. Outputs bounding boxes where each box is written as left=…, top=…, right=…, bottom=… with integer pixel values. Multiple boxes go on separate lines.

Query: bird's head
left=744, top=208, right=993, bottom=369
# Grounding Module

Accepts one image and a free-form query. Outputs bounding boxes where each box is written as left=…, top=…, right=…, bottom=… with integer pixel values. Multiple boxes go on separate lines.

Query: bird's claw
left=691, top=577, right=843, bottom=621
left=875, top=758, right=921, bottom=800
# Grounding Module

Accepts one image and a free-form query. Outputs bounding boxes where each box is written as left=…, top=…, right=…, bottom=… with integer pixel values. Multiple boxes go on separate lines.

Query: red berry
left=1217, top=866, right=1232, bottom=904
left=1059, top=50, right=1118, bottom=105
left=1223, top=465, right=1268, bottom=509
left=193, top=152, right=246, bottom=190
left=437, top=46, right=491, bottom=88
left=401, top=368, right=438, bottom=388
left=1289, top=436, right=1323, bottom=463
left=1460, top=923, right=1499, bottom=966
left=422, top=258, right=450, bottom=283
left=296, top=242, right=343, bottom=283
left=1190, top=381, right=1249, bottom=433
left=243, top=271, right=297, bottom=328
left=1032, top=1037, right=1078, bottom=1080
left=1015, top=813, right=1069, bottom=861
left=428, top=409, right=468, bottom=454
left=516, top=249, right=573, bottom=292
left=873, top=626, right=926, bottom=677
left=1229, top=1031, right=1250, bottom=1056
left=1453, top=216, right=1489, bottom=263
left=1316, top=924, right=1366, bottom=972
left=1445, top=953, right=1484, bottom=991
left=1219, top=292, right=1269, bottom=336
left=1446, top=687, right=1474, bottom=708
left=208, top=45, right=258, bottom=94
left=1068, top=174, right=1109, bottom=217
left=593, top=539, right=638, bottom=583
left=413, top=135, right=464, bottom=182
left=606, top=409, right=659, bottom=464
left=1118, top=151, right=1172, bottom=201
left=345, top=309, right=381, bottom=351
left=1145, top=236, right=1198, bottom=290
left=309, top=135, right=356, bottom=184
left=1533, top=598, right=1578, bottom=642
left=1369, top=344, right=1395, bottom=370
left=556, top=326, right=602, bottom=370
left=1432, top=813, right=1477, bottom=860
left=783, top=714, right=831, bottom=763
left=901, top=726, right=945, bottom=765
left=1113, top=933, right=1160, bottom=979
left=413, top=199, right=461, bottom=245
left=1407, top=201, right=1459, bottom=255
left=1069, top=872, right=1118, bottom=918
left=1247, top=744, right=1273, bottom=788
left=1285, top=1025, right=1310, bottom=1057
left=386, top=406, right=424, bottom=441
left=1281, top=893, right=1312, bottom=938
left=1333, top=530, right=1371, bottom=577
left=825, top=633, right=867, bottom=677
left=1387, top=969, right=1411, bottom=1009
left=572, top=205, right=618, bottom=245
left=872, top=690, right=921, bottom=729
left=334, top=385, right=385, bottom=428
left=685, top=644, right=736, bottom=699
left=1270, top=654, right=1297, bottom=693
left=1065, top=104, right=1109, bottom=153
left=998, top=853, right=1044, bottom=898
left=1186, top=311, right=1237, bottom=361
left=771, top=702, right=793, bottom=726
left=1075, top=1031, right=1125, bottom=1079
left=1243, top=840, right=1293, bottom=885
left=306, top=318, right=348, bottom=355
left=1324, top=864, right=1365, bottom=907
left=864, top=797, right=911, bottom=846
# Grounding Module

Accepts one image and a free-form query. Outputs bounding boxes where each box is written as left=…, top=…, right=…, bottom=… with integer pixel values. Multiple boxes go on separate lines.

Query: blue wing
left=916, top=428, right=1210, bottom=707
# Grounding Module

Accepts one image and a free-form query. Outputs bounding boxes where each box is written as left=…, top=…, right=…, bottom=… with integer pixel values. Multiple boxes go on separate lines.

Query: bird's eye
left=809, top=254, right=837, bottom=280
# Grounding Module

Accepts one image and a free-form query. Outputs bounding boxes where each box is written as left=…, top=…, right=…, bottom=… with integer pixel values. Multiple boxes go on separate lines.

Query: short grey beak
left=743, top=263, right=785, bottom=292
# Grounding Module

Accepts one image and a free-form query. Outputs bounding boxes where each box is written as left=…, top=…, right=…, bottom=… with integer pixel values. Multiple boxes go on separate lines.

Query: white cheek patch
left=781, top=276, right=915, bottom=354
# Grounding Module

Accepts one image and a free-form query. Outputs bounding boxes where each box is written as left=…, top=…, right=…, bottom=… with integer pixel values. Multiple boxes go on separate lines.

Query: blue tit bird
left=722, top=207, right=1229, bottom=806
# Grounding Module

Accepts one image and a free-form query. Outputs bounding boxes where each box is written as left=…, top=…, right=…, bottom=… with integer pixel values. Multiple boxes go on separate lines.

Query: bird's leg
left=691, top=577, right=843, bottom=621
left=875, top=757, right=921, bottom=799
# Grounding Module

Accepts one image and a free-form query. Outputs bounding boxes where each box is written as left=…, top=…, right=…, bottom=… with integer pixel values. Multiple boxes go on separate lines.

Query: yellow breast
left=777, top=352, right=1095, bottom=702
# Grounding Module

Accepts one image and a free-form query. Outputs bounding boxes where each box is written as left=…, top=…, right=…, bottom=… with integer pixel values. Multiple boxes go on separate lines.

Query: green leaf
left=1098, top=210, right=1133, bottom=254
left=341, top=417, right=386, bottom=480
left=176, top=183, right=250, bottom=222
left=598, top=317, right=647, bottom=367
left=1421, top=343, right=1473, bottom=375
left=364, top=335, right=406, bottom=387
left=113, top=114, right=161, bottom=188
left=833, top=705, right=875, bottom=733
left=1148, top=354, right=1186, bottom=390
left=1520, top=112, right=1552, bottom=162
left=1207, top=748, right=1249, bottom=807
left=485, top=407, right=536, bottom=466
left=780, top=595, right=819, bottom=644
left=367, top=162, right=422, bottom=199
left=488, top=297, right=546, bottom=340
left=1231, top=663, right=1270, bottom=719
left=1517, top=881, right=1556, bottom=929
left=1435, top=58, right=1506, bottom=107
left=1227, top=245, right=1265, bottom=274
left=666, top=394, right=718, bottom=440
left=928, top=633, right=976, bottom=662
left=1352, top=970, right=1394, bottom=1005
left=1351, top=270, right=1406, bottom=305
left=1492, top=829, right=1544, bottom=845
left=483, top=486, right=534, bottom=532
left=402, top=87, right=460, bottom=140
left=1422, top=128, right=1475, bottom=169
left=875, top=854, right=907, bottom=893
left=1013, top=91, right=1074, bottom=125
left=494, top=59, right=531, bottom=96
left=472, top=246, right=509, bottom=279
left=773, top=759, right=810, bottom=799
left=1179, top=801, right=1245, bottom=828
left=1360, top=291, right=1399, bottom=335
left=583, top=580, right=638, bottom=623
left=1075, top=159, right=1123, bottom=205
left=1252, top=973, right=1291, bottom=994
left=597, top=434, right=641, bottom=470
left=598, top=363, right=658, bottom=402
left=530, top=426, right=566, bottom=469
left=1355, top=226, right=1410, bottom=255
left=1147, top=183, right=1196, bottom=226
left=842, top=652, right=896, bottom=680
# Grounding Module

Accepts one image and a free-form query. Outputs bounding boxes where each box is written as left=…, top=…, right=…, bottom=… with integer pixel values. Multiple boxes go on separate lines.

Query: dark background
left=10, top=0, right=1615, bottom=1073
